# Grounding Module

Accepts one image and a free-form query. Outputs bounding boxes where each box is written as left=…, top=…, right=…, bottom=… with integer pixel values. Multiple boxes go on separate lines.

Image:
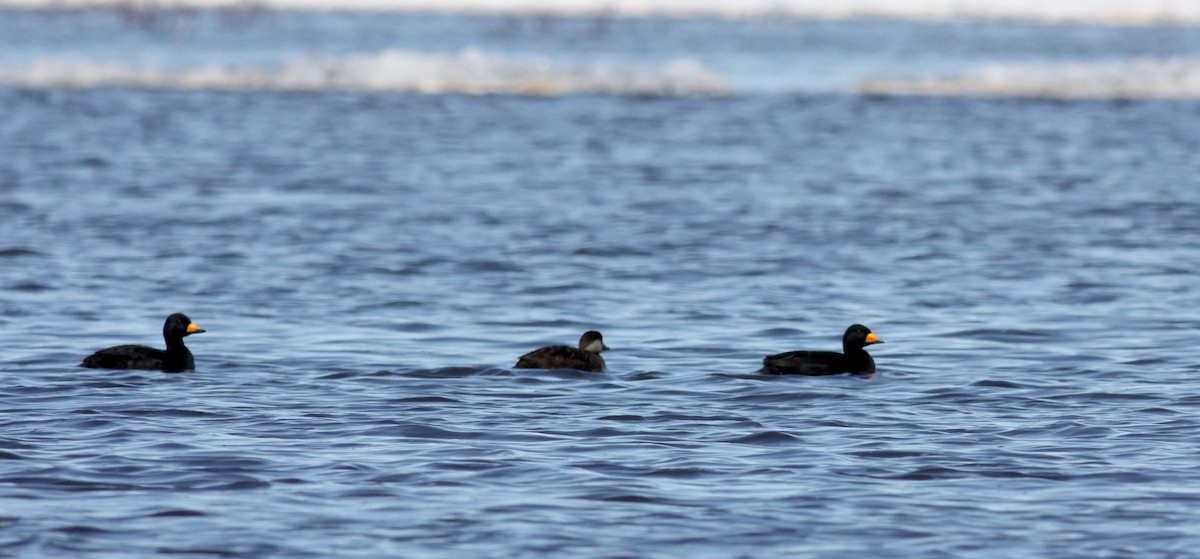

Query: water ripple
left=1, top=54, right=1199, bottom=558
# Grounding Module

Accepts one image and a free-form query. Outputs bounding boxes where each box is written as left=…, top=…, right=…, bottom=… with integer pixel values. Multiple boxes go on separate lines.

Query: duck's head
left=844, top=324, right=882, bottom=348
left=579, top=330, right=609, bottom=353
left=165, top=313, right=205, bottom=338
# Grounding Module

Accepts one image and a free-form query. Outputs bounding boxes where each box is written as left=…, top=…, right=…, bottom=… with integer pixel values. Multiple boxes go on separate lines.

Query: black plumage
left=759, top=324, right=883, bottom=376
left=515, top=330, right=609, bottom=372
left=81, top=313, right=205, bottom=372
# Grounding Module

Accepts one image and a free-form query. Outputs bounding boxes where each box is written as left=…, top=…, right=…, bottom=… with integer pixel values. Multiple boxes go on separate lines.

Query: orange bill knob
left=865, top=333, right=882, bottom=344
left=186, top=323, right=205, bottom=334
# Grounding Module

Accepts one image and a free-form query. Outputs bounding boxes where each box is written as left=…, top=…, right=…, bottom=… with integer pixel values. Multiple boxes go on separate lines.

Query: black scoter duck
left=81, top=313, right=205, bottom=372
left=514, top=330, right=609, bottom=372
left=759, top=324, right=882, bottom=376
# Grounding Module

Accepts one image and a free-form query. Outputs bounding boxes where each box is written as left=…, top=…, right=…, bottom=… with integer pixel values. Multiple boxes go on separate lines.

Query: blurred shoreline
left=1, top=0, right=1199, bottom=27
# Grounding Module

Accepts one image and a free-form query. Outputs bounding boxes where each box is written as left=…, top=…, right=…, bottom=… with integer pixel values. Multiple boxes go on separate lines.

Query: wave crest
left=0, top=49, right=730, bottom=96
left=857, top=57, right=1200, bottom=100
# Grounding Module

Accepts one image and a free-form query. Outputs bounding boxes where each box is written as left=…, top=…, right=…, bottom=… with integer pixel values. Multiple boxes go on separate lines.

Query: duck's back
left=515, top=345, right=605, bottom=372
left=81, top=345, right=193, bottom=372
left=761, top=350, right=871, bottom=376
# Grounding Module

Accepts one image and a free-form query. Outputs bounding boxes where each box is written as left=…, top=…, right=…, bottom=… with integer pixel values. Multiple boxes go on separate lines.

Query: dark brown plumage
left=759, top=324, right=883, bottom=376
left=514, top=330, right=609, bottom=372
left=81, top=313, right=205, bottom=372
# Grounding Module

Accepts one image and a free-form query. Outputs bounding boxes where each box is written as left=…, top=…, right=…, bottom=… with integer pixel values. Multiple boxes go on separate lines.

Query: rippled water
left=4, top=11, right=1200, bottom=559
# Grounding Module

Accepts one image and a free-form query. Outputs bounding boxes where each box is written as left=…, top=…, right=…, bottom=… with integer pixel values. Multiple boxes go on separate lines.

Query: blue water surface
left=2, top=10, right=1200, bottom=559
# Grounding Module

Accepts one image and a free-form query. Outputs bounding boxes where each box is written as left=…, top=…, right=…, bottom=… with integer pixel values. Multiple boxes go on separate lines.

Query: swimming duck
left=81, top=313, right=205, bottom=372
left=759, top=324, right=882, bottom=375
left=514, top=330, right=609, bottom=372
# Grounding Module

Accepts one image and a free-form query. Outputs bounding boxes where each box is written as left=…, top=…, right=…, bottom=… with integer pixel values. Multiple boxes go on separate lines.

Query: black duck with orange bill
left=760, top=324, right=882, bottom=376
left=81, top=313, right=205, bottom=372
